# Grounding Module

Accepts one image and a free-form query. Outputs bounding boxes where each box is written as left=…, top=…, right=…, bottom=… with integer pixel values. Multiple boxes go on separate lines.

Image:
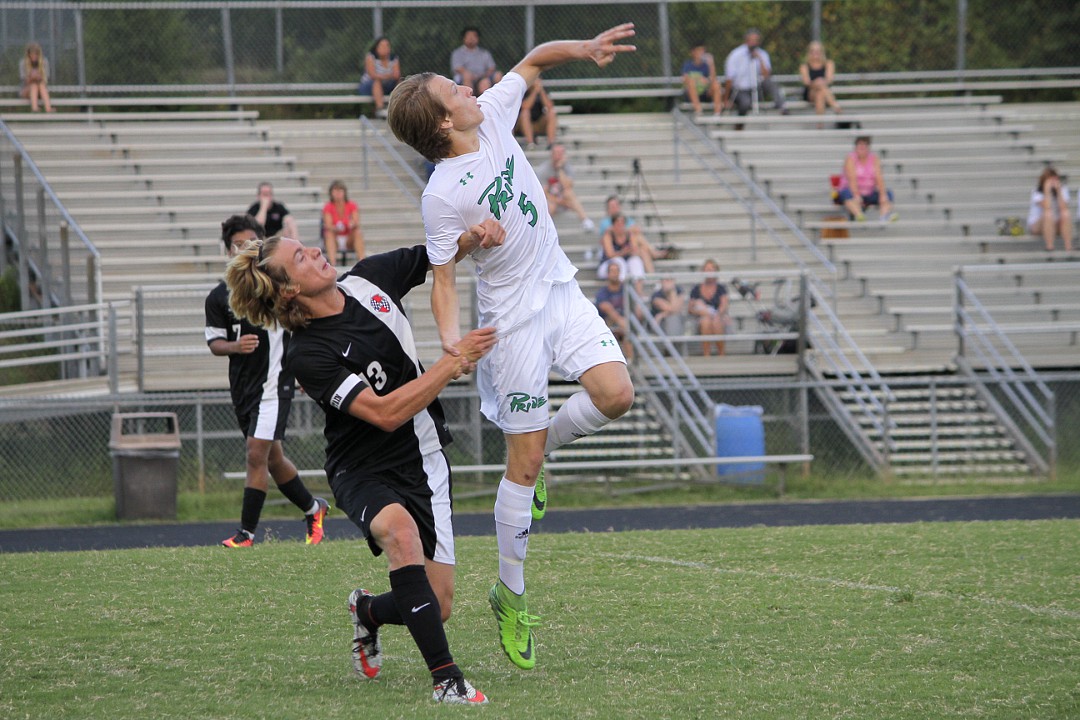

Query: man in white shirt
left=723, top=28, right=787, bottom=117
left=387, top=23, right=636, bottom=673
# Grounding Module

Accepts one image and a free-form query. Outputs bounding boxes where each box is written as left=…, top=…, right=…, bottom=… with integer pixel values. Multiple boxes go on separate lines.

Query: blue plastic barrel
left=714, top=404, right=765, bottom=483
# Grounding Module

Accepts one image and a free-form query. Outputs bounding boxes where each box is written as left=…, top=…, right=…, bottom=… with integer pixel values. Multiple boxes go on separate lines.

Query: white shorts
left=478, top=279, right=626, bottom=434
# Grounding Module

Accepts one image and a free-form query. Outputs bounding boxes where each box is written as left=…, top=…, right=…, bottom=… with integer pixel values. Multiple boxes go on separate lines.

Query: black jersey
left=286, top=246, right=451, bottom=480
left=247, top=201, right=290, bottom=237
left=204, top=281, right=295, bottom=407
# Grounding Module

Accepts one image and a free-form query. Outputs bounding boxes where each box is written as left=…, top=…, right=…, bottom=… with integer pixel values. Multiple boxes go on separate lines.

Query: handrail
left=671, top=110, right=838, bottom=287
left=622, top=281, right=716, bottom=467
left=0, top=122, right=98, bottom=262
left=358, top=116, right=425, bottom=203
left=670, top=110, right=897, bottom=472
left=953, top=265, right=1058, bottom=474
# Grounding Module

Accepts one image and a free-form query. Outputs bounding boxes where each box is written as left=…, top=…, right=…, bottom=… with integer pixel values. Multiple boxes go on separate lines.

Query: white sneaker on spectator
left=581, top=217, right=596, bottom=232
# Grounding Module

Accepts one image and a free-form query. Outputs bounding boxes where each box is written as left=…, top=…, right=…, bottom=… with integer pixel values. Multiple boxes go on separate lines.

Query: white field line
left=606, top=553, right=1080, bottom=621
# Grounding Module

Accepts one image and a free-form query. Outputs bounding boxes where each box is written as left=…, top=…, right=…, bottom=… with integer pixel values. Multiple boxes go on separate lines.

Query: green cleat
left=489, top=581, right=540, bottom=670
left=531, top=464, right=547, bottom=521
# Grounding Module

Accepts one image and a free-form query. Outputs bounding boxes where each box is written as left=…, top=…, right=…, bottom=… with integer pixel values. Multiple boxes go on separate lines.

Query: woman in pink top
left=321, top=180, right=364, bottom=266
left=837, top=136, right=896, bottom=222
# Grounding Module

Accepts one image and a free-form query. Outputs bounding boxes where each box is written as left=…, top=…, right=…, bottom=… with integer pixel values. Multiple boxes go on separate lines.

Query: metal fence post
left=13, top=154, right=28, bottom=310
left=59, top=222, right=71, bottom=307
left=954, top=267, right=965, bottom=360
left=275, top=2, right=285, bottom=75
left=37, top=188, right=51, bottom=308
left=74, top=7, right=86, bottom=94
left=524, top=4, right=534, bottom=52
left=957, top=0, right=968, bottom=78
left=135, top=287, right=145, bottom=392
left=222, top=7, right=236, bottom=95
left=797, top=273, right=810, bottom=478
left=0, top=140, right=6, bottom=276
left=373, top=3, right=383, bottom=38
left=812, top=0, right=822, bottom=42
left=108, top=302, right=118, bottom=393
left=658, top=1, right=671, bottom=82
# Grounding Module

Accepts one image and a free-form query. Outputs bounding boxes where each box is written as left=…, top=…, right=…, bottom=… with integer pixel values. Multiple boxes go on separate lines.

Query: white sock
left=544, top=391, right=613, bottom=456
left=305, top=499, right=320, bottom=515
left=494, top=478, right=534, bottom=595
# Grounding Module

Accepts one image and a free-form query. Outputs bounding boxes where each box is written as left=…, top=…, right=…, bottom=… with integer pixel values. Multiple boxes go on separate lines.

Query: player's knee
left=597, top=380, right=634, bottom=419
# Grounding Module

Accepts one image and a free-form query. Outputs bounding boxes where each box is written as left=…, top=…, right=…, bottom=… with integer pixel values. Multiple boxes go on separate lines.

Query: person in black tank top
left=799, top=41, right=841, bottom=115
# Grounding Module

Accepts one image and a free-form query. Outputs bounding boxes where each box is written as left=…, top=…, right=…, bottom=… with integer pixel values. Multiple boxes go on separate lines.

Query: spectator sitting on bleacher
left=681, top=41, right=723, bottom=117
left=596, top=262, right=633, bottom=361
left=651, top=276, right=686, bottom=338
left=321, top=180, right=364, bottom=266
left=534, top=144, right=595, bottom=231
left=451, top=26, right=502, bottom=95
left=597, top=213, right=655, bottom=296
left=19, top=42, right=53, bottom=113
left=516, top=78, right=557, bottom=149
left=248, top=182, right=298, bottom=239
left=689, top=259, right=730, bottom=357
left=357, top=36, right=401, bottom=114
left=1028, top=167, right=1073, bottom=252
left=836, top=136, right=897, bottom=223
left=723, top=29, right=787, bottom=118
left=598, top=195, right=636, bottom=235
left=799, top=41, right=841, bottom=117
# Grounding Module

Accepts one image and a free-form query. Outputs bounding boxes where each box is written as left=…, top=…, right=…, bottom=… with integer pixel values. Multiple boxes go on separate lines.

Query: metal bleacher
left=2, top=93, right=1076, bottom=478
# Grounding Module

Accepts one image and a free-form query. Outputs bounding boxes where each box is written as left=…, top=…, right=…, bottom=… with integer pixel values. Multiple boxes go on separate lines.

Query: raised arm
left=431, top=261, right=462, bottom=355
left=511, top=23, right=636, bottom=88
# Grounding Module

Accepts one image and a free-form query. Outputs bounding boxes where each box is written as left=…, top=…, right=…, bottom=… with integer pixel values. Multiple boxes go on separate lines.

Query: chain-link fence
left=1, top=371, right=1077, bottom=504
left=0, top=1, right=1076, bottom=95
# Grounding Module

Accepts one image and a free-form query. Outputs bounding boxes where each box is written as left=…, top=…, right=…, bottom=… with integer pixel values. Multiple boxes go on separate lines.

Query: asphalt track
left=2, top=494, right=1079, bottom=553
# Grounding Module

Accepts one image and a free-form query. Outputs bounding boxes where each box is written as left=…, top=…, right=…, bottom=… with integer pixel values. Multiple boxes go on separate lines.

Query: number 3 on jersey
left=366, top=361, right=388, bottom=391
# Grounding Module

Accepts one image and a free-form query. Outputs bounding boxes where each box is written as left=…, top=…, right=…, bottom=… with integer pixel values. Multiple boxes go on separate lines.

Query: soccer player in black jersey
left=224, top=227, right=500, bottom=705
left=205, top=215, right=329, bottom=547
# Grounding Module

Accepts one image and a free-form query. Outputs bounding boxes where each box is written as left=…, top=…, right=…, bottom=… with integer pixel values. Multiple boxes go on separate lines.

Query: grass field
left=2, top=520, right=1078, bottom=719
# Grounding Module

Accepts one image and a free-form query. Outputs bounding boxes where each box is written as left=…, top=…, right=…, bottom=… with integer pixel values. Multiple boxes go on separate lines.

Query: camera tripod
left=618, top=158, right=664, bottom=233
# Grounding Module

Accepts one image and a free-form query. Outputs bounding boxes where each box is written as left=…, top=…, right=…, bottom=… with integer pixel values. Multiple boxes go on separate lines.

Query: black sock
left=240, top=487, right=267, bottom=534
left=276, top=475, right=315, bottom=513
left=389, top=565, right=459, bottom=682
left=366, top=591, right=403, bottom=627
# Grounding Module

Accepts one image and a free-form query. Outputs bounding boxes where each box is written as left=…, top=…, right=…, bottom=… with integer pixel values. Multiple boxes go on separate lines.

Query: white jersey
left=423, top=71, right=577, bottom=335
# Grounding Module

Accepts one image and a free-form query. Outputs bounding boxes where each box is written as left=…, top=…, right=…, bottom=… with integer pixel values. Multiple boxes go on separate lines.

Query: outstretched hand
left=584, top=23, right=637, bottom=68
left=450, top=327, right=497, bottom=377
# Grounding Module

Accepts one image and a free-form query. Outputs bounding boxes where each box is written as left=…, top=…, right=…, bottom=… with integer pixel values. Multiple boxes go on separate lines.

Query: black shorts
left=235, top=394, right=290, bottom=441
left=330, top=449, right=456, bottom=564
left=529, top=101, right=545, bottom=123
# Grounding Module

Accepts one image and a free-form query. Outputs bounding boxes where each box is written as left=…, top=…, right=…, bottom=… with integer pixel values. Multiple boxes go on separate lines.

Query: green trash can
left=109, top=412, right=180, bottom=520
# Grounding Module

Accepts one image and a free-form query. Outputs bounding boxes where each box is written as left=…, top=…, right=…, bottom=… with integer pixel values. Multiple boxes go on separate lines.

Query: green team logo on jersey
left=459, top=172, right=474, bottom=186
left=477, top=157, right=537, bottom=227
left=600, top=338, right=617, bottom=348
left=507, top=392, right=548, bottom=413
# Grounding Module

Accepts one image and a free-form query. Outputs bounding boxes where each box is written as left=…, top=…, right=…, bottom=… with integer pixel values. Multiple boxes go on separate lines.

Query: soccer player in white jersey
left=387, top=23, right=637, bottom=671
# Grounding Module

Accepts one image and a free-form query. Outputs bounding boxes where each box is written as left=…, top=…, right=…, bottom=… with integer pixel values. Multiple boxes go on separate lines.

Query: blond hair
left=224, top=235, right=309, bottom=333
left=386, top=73, right=453, bottom=164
